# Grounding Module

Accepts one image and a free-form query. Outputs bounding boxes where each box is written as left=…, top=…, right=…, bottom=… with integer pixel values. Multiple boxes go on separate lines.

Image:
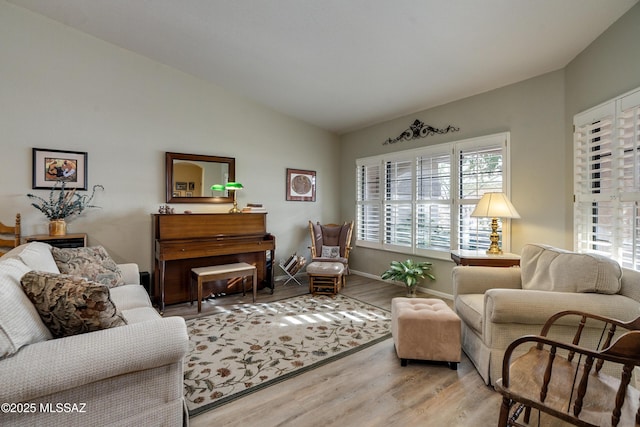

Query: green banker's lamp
left=210, top=182, right=244, bottom=213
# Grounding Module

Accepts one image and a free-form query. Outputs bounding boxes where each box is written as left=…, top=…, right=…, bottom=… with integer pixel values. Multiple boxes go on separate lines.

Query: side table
left=25, top=233, right=87, bottom=249
left=450, top=249, right=520, bottom=267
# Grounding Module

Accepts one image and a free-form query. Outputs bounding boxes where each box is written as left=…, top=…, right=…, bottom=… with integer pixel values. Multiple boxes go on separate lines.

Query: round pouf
left=391, top=297, right=461, bottom=369
left=306, top=261, right=344, bottom=296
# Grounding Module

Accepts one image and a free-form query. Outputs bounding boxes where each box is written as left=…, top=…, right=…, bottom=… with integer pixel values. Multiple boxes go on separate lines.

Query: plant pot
left=406, top=286, right=417, bottom=298
left=49, top=219, right=67, bottom=236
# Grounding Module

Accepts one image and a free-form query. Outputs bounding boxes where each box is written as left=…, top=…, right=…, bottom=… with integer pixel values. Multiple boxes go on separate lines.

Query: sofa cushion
left=51, top=246, right=125, bottom=287
left=0, top=242, right=60, bottom=274
left=521, top=244, right=622, bottom=294
left=120, top=307, right=161, bottom=324
left=620, top=267, right=640, bottom=303
left=109, top=284, right=153, bottom=311
left=454, top=294, right=484, bottom=334
left=0, top=258, right=52, bottom=359
left=20, top=271, right=127, bottom=338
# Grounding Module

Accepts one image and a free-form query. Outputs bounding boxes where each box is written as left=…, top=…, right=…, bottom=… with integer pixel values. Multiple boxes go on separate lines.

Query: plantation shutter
left=619, top=92, right=640, bottom=268
left=574, top=87, right=640, bottom=269
left=456, top=139, right=506, bottom=251
left=416, top=150, right=451, bottom=251
left=384, top=158, right=413, bottom=247
left=356, top=161, right=381, bottom=245
left=355, top=132, right=510, bottom=258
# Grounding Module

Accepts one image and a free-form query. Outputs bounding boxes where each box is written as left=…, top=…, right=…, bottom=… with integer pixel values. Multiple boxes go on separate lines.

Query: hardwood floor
left=163, top=275, right=504, bottom=427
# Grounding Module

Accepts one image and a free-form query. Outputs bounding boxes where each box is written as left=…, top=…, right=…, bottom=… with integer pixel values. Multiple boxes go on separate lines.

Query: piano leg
left=159, top=260, right=166, bottom=314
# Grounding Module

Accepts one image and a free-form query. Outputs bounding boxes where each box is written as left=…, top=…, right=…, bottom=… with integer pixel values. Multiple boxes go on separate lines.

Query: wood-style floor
left=164, top=275, right=504, bottom=427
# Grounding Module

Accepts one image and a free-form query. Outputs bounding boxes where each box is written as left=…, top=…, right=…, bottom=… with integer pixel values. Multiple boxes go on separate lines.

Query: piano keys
left=152, top=213, right=275, bottom=311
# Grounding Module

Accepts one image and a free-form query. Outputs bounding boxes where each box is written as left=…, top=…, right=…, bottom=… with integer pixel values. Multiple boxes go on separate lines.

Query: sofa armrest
left=0, top=316, right=188, bottom=403
left=118, top=262, right=140, bottom=285
left=452, top=266, right=522, bottom=296
left=484, top=289, right=640, bottom=325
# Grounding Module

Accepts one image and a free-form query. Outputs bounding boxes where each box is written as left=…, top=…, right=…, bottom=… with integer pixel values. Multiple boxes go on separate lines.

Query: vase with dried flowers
left=27, top=181, right=104, bottom=236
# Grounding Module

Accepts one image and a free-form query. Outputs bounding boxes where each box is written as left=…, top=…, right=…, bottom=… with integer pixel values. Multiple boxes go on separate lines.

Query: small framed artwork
left=32, top=148, right=88, bottom=190
left=175, top=182, right=188, bottom=191
left=185, top=191, right=193, bottom=197
left=188, top=182, right=195, bottom=191
left=286, top=168, right=316, bottom=202
left=172, top=191, right=181, bottom=198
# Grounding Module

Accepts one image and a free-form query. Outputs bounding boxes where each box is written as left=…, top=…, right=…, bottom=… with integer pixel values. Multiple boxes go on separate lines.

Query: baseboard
left=350, top=269, right=453, bottom=301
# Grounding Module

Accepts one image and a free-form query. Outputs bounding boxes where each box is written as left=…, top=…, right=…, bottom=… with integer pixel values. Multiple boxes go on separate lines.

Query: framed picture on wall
left=286, top=168, right=316, bottom=202
left=32, top=148, right=88, bottom=190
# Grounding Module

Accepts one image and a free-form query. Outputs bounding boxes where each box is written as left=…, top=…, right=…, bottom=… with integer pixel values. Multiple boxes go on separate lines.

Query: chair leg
left=498, top=397, right=511, bottom=427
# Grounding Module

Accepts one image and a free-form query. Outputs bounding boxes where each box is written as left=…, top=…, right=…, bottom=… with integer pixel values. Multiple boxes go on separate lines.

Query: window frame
left=356, top=132, right=512, bottom=260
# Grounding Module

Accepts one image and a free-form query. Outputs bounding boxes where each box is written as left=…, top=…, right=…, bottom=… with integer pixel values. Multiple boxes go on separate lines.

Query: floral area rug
left=184, top=293, right=391, bottom=416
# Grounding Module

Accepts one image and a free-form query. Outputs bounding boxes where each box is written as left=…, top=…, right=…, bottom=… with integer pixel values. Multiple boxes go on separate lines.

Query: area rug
left=183, top=293, right=391, bottom=416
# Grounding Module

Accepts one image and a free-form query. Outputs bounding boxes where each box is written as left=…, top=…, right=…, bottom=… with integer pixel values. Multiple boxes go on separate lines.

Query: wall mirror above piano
left=165, top=152, right=235, bottom=203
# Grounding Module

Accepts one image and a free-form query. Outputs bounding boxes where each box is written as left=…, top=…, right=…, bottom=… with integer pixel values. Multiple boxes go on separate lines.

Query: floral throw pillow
left=20, top=271, right=127, bottom=338
left=51, top=246, right=125, bottom=287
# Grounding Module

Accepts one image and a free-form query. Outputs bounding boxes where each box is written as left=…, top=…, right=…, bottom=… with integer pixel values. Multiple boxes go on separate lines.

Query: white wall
left=0, top=1, right=340, bottom=272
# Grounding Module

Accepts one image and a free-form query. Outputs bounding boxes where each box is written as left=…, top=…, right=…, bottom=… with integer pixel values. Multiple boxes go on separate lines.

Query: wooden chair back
left=0, top=213, right=21, bottom=256
left=496, top=310, right=640, bottom=427
left=308, top=221, right=354, bottom=261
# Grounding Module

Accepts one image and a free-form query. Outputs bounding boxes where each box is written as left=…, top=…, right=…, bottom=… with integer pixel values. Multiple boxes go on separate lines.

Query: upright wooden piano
left=153, top=213, right=275, bottom=311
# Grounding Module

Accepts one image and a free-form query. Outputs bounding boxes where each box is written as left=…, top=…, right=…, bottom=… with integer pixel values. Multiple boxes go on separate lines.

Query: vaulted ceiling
left=8, top=0, right=639, bottom=134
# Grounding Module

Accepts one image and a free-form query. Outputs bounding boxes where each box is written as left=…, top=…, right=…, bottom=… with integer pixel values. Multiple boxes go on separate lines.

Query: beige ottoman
left=306, top=261, right=344, bottom=296
left=391, top=297, right=461, bottom=369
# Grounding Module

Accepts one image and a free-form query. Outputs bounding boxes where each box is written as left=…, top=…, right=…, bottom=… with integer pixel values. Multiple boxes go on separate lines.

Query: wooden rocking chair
left=0, top=213, right=21, bottom=256
left=308, top=221, right=354, bottom=272
left=495, top=310, right=640, bottom=427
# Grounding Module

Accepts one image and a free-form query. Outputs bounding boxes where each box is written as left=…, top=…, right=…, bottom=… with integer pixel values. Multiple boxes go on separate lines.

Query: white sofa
left=0, top=242, right=189, bottom=426
left=453, top=243, right=640, bottom=386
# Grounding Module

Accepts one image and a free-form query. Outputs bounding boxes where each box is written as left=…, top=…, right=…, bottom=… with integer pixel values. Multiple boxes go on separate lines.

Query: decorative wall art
left=286, top=168, right=316, bottom=202
left=383, top=119, right=460, bottom=145
left=32, top=148, right=88, bottom=190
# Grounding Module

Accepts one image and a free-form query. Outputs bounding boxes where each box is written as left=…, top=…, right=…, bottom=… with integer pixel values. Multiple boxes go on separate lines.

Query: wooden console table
left=153, top=213, right=275, bottom=312
left=450, top=249, right=520, bottom=267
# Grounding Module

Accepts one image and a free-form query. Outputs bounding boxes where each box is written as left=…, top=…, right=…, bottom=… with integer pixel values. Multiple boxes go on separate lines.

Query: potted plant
left=381, top=259, right=435, bottom=297
left=27, top=181, right=104, bottom=236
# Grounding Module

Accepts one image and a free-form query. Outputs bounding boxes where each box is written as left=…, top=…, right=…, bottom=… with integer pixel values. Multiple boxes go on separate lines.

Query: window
left=356, top=133, right=511, bottom=259
left=574, top=87, right=640, bottom=269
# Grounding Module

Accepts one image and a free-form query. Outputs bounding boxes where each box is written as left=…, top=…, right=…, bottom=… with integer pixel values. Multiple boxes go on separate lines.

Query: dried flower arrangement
left=27, top=181, right=104, bottom=220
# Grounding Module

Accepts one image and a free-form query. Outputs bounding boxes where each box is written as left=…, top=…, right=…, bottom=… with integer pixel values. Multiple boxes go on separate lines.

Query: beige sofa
left=453, top=243, right=640, bottom=386
left=0, top=242, right=189, bottom=426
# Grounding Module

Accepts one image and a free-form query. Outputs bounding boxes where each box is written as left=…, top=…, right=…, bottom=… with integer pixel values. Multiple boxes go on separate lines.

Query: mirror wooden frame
left=165, top=152, right=235, bottom=204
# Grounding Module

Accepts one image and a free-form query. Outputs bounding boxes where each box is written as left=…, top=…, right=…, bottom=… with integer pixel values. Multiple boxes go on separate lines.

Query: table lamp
left=210, top=182, right=243, bottom=213
left=470, top=192, right=520, bottom=254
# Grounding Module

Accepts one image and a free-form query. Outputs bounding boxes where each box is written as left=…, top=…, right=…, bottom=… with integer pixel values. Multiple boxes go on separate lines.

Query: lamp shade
left=210, top=184, right=226, bottom=192
left=225, top=182, right=243, bottom=190
left=470, top=192, right=520, bottom=219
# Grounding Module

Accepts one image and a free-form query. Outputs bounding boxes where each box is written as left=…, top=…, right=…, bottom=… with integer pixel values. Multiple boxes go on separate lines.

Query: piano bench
left=190, top=262, right=257, bottom=312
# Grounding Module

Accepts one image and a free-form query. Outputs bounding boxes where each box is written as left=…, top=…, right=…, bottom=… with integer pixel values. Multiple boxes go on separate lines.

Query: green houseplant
left=27, top=181, right=104, bottom=236
left=381, top=259, right=435, bottom=297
